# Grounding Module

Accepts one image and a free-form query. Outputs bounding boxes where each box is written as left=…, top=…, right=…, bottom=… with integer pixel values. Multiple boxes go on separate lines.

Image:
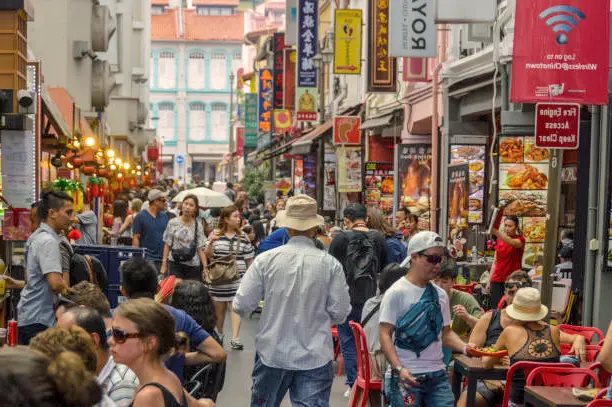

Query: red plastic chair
left=560, top=344, right=602, bottom=362
left=331, top=326, right=343, bottom=376
left=348, top=321, right=382, bottom=407
left=558, top=324, right=605, bottom=344
left=600, top=339, right=606, bottom=347
left=526, top=366, right=601, bottom=388
left=501, top=361, right=575, bottom=407
left=453, top=282, right=477, bottom=294
left=595, top=388, right=609, bottom=400
left=587, top=400, right=612, bottom=406
left=590, top=362, right=612, bottom=388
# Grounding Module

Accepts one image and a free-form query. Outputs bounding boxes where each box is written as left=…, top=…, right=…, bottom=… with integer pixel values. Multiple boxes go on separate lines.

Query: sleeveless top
left=485, top=310, right=504, bottom=346
left=509, top=325, right=561, bottom=404
left=128, top=383, right=188, bottom=407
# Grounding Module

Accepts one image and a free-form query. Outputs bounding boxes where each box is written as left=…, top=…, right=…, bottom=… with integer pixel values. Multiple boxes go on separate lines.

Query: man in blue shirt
left=119, top=258, right=226, bottom=382
left=132, top=189, right=169, bottom=272
left=258, top=227, right=289, bottom=253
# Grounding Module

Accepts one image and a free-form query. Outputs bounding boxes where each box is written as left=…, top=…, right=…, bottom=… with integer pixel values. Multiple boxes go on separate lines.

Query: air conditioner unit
left=468, top=23, right=493, bottom=43
left=92, top=4, right=117, bottom=52
left=460, top=24, right=483, bottom=53
left=92, top=60, right=115, bottom=110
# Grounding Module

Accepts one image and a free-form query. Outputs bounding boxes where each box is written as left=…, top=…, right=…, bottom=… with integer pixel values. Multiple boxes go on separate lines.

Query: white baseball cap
left=400, top=231, right=445, bottom=267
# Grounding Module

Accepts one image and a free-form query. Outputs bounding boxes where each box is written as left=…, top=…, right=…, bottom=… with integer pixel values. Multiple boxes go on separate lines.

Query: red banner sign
left=403, top=57, right=430, bottom=82
left=236, top=127, right=245, bottom=157
left=333, top=116, right=361, bottom=145
left=284, top=49, right=296, bottom=110
left=273, top=33, right=285, bottom=109
left=535, top=102, right=580, bottom=149
left=511, top=0, right=610, bottom=104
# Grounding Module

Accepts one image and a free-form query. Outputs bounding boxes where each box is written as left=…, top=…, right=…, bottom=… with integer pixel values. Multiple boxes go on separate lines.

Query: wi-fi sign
left=539, top=5, right=586, bottom=45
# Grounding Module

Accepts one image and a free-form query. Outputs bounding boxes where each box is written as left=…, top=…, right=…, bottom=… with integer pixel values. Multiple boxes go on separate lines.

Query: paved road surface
left=215, top=313, right=349, bottom=406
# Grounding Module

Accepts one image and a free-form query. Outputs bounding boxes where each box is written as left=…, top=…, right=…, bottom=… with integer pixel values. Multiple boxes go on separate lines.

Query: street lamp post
left=228, top=72, right=235, bottom=183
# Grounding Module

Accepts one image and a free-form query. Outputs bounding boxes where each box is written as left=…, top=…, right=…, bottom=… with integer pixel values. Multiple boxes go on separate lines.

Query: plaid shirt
left=97, top=356, right=139, bottom=407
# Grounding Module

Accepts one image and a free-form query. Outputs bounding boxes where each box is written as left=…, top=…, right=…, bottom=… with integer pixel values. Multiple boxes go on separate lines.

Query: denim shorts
left=384, top=369, right=455, bottom=407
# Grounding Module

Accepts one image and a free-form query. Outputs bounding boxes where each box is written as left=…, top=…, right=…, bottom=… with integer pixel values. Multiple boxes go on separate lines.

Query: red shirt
left=490, top=235, right=525, bottom=283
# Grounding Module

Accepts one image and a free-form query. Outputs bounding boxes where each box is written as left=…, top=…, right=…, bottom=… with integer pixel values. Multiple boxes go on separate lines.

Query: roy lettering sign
left=534, top=102, right=580, bottom=149
left=389, top=0, right=436, bottom=57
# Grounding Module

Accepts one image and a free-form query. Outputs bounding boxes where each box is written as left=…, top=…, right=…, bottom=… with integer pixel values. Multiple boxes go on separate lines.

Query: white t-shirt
left=379, top=277, right=451, bottom=374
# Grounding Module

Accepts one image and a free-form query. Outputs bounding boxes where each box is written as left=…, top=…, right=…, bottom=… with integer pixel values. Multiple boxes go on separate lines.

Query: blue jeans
left=336, top=303, right=363, bottom=387
left=385, top=369, right=454, bottom=407
left=250, top=353, right=334, bottom=407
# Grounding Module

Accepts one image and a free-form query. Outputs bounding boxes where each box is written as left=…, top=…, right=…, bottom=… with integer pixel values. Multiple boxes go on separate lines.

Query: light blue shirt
left=233, top=236, right=351, bottom=370
left=17, top=223, right=63, bottom=327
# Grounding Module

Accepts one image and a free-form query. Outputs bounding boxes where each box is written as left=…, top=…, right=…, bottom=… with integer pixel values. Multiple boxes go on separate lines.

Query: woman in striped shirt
left=204, top=205, right=254, bottom=350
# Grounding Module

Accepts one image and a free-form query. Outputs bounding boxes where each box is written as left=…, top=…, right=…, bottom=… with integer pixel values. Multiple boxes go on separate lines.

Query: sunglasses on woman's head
left=110, top=328, right=144, bottom=344
left=505, top=281, right=531, bottom=290
left=418, top=253, right=444, bottom=264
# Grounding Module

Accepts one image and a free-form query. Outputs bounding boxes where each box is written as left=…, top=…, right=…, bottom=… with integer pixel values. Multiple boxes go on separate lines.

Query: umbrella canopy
left=171, top=187, right=233, bottom=208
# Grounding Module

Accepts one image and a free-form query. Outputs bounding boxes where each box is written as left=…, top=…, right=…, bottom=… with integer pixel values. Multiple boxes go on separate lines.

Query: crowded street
left=1, top=0, right=612, bottom=406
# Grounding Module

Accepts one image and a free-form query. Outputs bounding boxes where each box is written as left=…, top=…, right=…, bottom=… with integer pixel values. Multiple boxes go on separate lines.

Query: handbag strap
left=361, top=302, right=381, bottom=327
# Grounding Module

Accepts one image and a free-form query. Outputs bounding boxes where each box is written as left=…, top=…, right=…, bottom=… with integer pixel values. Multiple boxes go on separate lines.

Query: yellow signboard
left=334, top=9, right=362, bottom=75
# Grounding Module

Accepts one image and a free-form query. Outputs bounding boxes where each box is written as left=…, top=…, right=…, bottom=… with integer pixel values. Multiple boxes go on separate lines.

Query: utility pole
left=228, top=72, right=235, bottom=183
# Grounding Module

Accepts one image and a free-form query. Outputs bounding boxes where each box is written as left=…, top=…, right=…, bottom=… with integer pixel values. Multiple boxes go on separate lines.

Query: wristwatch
left=392, top=365, right=404, bottom=376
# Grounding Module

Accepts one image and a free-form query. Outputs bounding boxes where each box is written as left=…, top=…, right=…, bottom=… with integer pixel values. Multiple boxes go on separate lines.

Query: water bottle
left=471, top=245, right=478, bottom=263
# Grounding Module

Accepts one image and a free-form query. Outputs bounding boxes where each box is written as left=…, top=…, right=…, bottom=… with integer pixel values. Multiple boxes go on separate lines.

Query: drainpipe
left=430, top=26, right=447, bottom=233
left=583, top=105, right=601, bottom=327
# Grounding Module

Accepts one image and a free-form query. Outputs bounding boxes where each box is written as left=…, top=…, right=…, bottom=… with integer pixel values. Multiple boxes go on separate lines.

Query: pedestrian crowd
left=1, top=179, right=611, bottom=407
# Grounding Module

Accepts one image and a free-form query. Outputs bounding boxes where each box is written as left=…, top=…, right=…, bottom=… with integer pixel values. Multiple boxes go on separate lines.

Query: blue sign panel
left=297, top=0, right=318, bottom=88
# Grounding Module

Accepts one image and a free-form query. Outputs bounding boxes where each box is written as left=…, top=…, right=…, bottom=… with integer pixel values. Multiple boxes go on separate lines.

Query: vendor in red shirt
left=489, top=216, right=525, bottom=307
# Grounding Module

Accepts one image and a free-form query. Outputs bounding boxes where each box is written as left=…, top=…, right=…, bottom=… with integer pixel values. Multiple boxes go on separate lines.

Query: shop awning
left=292, top=119, right=334, bottom=149
left=359, top=113, right=394, bottom=131
left=41, top=86, right=71, bottom=138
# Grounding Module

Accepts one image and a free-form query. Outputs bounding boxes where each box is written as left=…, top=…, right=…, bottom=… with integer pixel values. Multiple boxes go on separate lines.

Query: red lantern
left=147, top=145, right=159, bottom=161
left=98, top=168, right=110, bottom=178
left=72, top=157, right=84, bottom=168
left=82, top=166, right=95, bottom=175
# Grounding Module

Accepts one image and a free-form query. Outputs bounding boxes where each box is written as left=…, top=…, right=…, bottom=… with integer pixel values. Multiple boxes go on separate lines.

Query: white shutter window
left=159, top=51, right=176, bottom=89
left=231, top=52, right=242, bottom=77
left=189, top=103, right=206, bottom=141
left=158, top=102, right=175, bottom=142
left=210, top=103, right=227, bottom=141
left=210, top=52, right=227, bottom=90
left=188, top=52, right=205, bottom=89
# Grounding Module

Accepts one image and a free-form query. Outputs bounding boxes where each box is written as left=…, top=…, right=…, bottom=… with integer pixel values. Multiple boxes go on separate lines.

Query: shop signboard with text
left=389, top=0, right=436, bottom=57
left=534, top=103, right=580, bottom=149
left=273, top=33, right=285, bottom=109
left=244, top=93, right=258, bottom=148
left=337, top=147, right=362, bottom=192
left=367, top=0, right=397, bottom=92
left=511, top=0, right=610, bottom=104
left=257, top=69, right=273, bottom=147
left=333, top=9, right=362, bottom=74
left=296, top=0, right=318, bottom=121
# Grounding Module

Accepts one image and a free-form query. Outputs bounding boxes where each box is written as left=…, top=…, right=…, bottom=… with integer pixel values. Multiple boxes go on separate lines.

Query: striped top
left=206, top=232, right=254, bottom=301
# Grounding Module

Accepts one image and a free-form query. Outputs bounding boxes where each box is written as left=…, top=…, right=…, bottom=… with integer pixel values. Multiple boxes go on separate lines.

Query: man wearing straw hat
left=234, top=194, right=351, bottom=407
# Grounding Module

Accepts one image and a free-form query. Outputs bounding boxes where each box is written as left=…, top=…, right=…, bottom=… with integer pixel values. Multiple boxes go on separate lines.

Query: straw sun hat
left=505, top=287, right=548, bottom=322
left=275, top=194, right=324, bottom=231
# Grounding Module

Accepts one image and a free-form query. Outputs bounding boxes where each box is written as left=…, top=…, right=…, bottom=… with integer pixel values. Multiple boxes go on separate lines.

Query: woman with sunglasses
left=489, top=216, right=526, bottom=308
left=457, top=271, right=587, bottom=407
left=109, top=298, right=215, bottom=407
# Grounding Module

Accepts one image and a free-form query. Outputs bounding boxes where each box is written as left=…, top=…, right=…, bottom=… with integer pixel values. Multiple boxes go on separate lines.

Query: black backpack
left=69, top=253, right=109, bottom=297
left=344, top=230, right=379, bottom=306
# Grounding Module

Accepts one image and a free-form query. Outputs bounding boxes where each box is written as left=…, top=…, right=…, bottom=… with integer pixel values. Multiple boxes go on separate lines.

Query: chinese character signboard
left=333, top=116, right=361, bottom=145
left=258, top=69, right=273, bottom=147
left=389, top=0, right=436, bottom=57
left=284, top=49, right=297, bottom=110
left=534, top=103, right=580, bottom=149
left=273, top=33, right=285, bottom=109
left=296, top=0, right=318, bottom=121
left=244, top=93, right=258, bottom=148
left=333, top=9, right=362, bottom=74
left=368, top=0, right=397, bottom=92
left=511, top=0, right=609, bottom=104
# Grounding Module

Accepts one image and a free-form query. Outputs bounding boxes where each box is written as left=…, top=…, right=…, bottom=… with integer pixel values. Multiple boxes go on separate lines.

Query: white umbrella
left=171, top=187, right=233, bottom=208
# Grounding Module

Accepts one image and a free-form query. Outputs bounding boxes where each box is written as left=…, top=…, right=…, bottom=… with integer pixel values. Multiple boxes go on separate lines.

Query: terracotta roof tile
left=151, top=8, right=178, bottom=40
left=47, top=87, right=95, bottom=140
left=192, top=0, right=240, bottom=6
left=183, top=9, right=244, bottom=41
left=152, top=0, right=169, bottom=4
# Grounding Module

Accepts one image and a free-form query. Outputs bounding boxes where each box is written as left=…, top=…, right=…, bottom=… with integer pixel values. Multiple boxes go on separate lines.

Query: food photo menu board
left=498, top=136, right=550, bottom=268
left=447, top=163, right=470, bottom=260
left=397, top=144, right=432, bottom=231
left=365, top=162, right=394, bottom=220
left=450, top=145, right=486, bottom=224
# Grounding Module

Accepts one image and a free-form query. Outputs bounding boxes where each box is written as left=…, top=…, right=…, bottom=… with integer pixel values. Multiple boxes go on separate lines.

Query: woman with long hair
left=109, top=298, right=214, bottom=407
left=111, top=200, right=130, bottom=245
left=116, top=198, right=143, bottom=245
left=161, top=194, right=207, bottom=281
left=205, top=205, right=254, bottom=350
left=0, top=347, right=103, bottom=407
left=489, top=216, right=526, bottom=308
left=366, top=207, right=407, bottom=264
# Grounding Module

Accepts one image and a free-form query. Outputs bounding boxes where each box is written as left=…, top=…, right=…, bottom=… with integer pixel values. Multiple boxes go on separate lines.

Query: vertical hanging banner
left=284, top=49, right=297, bottom=110
left=333, top=9, right=363, bottom=74
left=511, top=0, right=610, bottom=104
left=273, top=33, right=285, bottom=109
left=296, top=0, right=318, bottom=121
left=286, top=0, right=298, bottom=46
left=257, top=69, right=274, bottom=148
left=244, top=93, right=258, bottom=148
left=389, top=0, right=436, bottom=57
left=236, top=127, right=245, bottom=157
left=368, top=0, right=397, bottom=92
left=447, top=163, right=470, bottom=260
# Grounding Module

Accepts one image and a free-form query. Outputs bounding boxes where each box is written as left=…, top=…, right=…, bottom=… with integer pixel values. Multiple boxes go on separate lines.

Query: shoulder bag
left=207, top=235, right=241, bottom=286
left=171, top=221, right=198, bottom=263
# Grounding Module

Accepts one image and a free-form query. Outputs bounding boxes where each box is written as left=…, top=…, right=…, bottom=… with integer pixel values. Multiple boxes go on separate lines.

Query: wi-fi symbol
left=539, top=5, right=586, bottom=45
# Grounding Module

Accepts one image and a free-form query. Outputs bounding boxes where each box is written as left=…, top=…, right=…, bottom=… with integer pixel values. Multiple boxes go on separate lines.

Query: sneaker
left=344, top=387, right=352, bottom=398
left=230, top=338, right=244, bottom=350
